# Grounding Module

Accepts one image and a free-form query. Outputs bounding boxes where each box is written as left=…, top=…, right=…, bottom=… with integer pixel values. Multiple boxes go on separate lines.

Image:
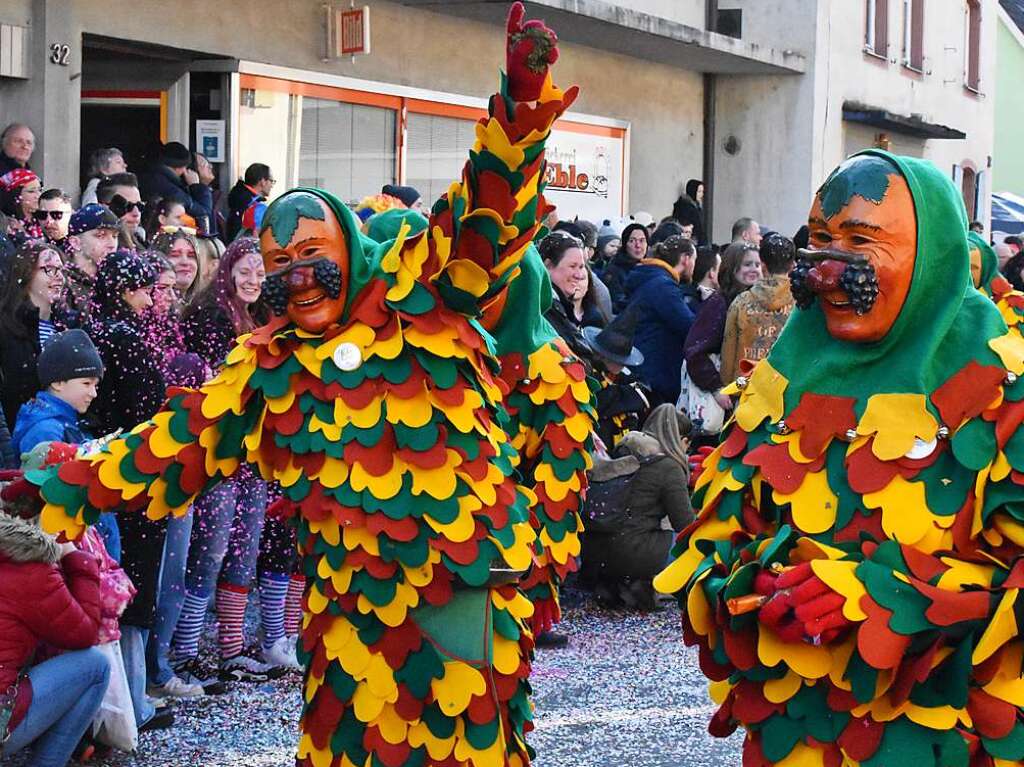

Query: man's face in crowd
left=102, top=153, right=127, bottom=175
left=111, top=185, right=143, bottom=231
left=3, top=126, right=34, bottom=165
left=38, top=197, right=72, bottom=241
left=680, top=223, right=694, bottom=239
left=259, top=193, right=350, bottom=334
left=77, top=228, right=118, bottom=265
left=676, top=246, right=697, bottom=282
left=802, top=156, right=916, bottom=343
left=256, top=173, right=276, bottom=197
left=744, top=221, right=762, bottom=247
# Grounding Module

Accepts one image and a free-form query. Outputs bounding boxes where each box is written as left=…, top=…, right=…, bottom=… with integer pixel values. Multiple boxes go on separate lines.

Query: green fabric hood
left=767, top=150, right=1009, bottom=414
left=968, top=230, right=1001, bottom=297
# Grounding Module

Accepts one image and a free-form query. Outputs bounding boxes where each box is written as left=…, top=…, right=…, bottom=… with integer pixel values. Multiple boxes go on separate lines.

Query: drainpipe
left=703, top=0, right=718, bottom=243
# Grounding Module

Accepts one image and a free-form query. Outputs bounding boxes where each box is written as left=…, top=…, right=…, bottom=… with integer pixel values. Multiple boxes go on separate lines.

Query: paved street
left=10, top=596, right=741, bottom=767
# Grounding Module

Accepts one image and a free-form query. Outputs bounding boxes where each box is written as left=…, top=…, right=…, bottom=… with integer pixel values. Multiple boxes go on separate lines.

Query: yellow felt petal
left=708, top=679, right=732, bottom=705
left=431, top=662, right=486, bottom=717
left=734, top=360, right=787, bottom=432
left=810, top=560, right=868, bottom=621
left=40, top=502, right=84, bottom=540
left=352, top=681, right=387, bottom=722
left=790, top=537, right=848, bottom=563
left=686, top=570, right=713, bottom=636
left=763, top=671, right=802, bottom=703
left=493, top=634, right=522, bottom=675
left=857, top=393, right=937, bottom=461
left=475, top=118, right=524, bottom=170
left=773, top=471, right=837, bottom=535
left=374, top=704, right=409, bottom=745
left=776, top=742, right=829, bottom=767
left=408, top=721, right=456, bottom=760
left=989, top=331, right=1024, bottom=375
left=862, top=475, right=931, bottom=546
left=758, top=626, right=833, bottom=679
left=297, top=733, right=333, bottom=767
left=936, top=557, right=994, bottom=590
left=972, top=588, right=1019, bottom=665
left=904, top=703, right=961, bottom=730
left=445, top=258, right=491, bottom=298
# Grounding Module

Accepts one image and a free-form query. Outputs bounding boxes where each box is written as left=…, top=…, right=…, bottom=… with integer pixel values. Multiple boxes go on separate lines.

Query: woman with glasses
left=0, top=169, right=43, bottom=245
left=0, top=241, right=70, bottom=431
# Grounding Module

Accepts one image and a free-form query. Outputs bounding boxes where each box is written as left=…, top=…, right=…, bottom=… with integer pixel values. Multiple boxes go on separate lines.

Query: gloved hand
left=757, top=562, right=852, bottom=645
left=506, top=1, right=559, bottom=102
left=689, top=445, right=715, bottom=487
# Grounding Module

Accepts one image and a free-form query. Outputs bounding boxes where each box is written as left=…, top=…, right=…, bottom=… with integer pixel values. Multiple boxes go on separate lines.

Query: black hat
left=37, top=329, right=104, bottom=387
left=68, top=203, right=120, bottom=235
left=160, top=141, right=192, bottom=166
left=381, top=184, right=421, bottom=208
left=583, top=308, right=644, bottom=367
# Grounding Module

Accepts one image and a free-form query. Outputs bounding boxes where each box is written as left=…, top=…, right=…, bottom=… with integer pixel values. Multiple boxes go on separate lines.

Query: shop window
left=865, top=0, right=889, bottom=57
left=965, top=0, right=982, bottom=91
left=297, top=97, right=395, bottom=203
left=902, top=0, right=924, bottom=70
left=405, top=112, right=478, bottom=206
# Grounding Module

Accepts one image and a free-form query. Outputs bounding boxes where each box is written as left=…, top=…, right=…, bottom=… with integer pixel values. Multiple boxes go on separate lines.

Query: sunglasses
left=109, top=196, right=146, bottom=217
left=32, top=210, right=66, bottom=221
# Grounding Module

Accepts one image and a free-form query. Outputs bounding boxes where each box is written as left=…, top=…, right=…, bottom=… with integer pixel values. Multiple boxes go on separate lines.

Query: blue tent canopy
left=992, top=192, right=1024, bottom=242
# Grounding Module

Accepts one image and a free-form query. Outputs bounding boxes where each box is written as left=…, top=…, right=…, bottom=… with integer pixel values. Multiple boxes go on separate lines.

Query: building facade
left=0, top=0, right=993, bottom=240
left=994, top=0, right=1024, bottom=197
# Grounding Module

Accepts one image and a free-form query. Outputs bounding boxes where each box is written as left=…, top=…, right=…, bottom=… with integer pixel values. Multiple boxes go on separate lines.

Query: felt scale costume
left=28, top=5, right=593, bottom=765
left=971, top=230, right=1024, bottom=344
left=655, top=151, right=1024, bottom=767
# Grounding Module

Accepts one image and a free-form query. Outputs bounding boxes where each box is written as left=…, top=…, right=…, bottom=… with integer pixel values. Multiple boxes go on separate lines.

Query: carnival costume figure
left=656, top=151, right=1024, bottom=767
left=26, top=5, right=594, bottom=765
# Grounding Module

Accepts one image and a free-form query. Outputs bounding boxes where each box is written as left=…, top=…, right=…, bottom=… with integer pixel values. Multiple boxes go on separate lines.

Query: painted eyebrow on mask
left=839, top=219, right=883, bottom=232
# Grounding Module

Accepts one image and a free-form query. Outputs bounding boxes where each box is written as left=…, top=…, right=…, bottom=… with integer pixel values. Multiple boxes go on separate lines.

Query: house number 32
left=49, top=43, right=70, bottom=65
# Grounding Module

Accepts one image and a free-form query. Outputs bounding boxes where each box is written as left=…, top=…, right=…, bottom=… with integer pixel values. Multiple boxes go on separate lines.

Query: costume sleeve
left=719, top=300, right=741, bottom=385
left=33, top=340, right=262, bottom=541
left=425, top=75, right=577, bottom=315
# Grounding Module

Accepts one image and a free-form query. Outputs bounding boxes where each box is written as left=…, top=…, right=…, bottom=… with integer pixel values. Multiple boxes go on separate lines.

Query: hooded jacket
left=718, top=273, right=794, bottom=385
left=137, top=163, right=214, bottom=235
left=671, top=192, right=706, bottom=245
left=0, top=514, right=101, bottom=734
left=625, top=261, right=695, bottom=404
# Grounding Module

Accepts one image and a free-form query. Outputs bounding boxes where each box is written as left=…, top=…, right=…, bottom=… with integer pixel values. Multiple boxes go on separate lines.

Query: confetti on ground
left=9, top=591, right=741, bottom=766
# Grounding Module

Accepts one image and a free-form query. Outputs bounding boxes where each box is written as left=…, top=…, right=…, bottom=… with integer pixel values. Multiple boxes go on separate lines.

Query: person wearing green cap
left=24, top=4, right=595, bottom=766
left=655, top=150, right=1024, bottom=767
left=969, top=229, right=1024, bottom=344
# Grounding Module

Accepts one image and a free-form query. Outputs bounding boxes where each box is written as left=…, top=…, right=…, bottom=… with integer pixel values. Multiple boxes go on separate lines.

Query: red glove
left=266, top=496, right=297, bottom=521
left=689, top=445, right=715, bottom=488
left=506, top=2, right=559, bottom=102
left=758, top=562, right=852, bottom=645
left=0, top=470, right=44, bottom=520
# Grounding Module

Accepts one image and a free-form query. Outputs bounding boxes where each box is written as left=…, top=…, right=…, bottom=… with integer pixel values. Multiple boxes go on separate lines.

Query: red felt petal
left=744, top=442, right=823, bottom=495
left=845, top=442, right=899, bottom=494
left=857, top=598, right=911, bottom=670
left=838, top=716, right=884, bottom=761
left=931, top=361, right=1006, bottom=430
left=723, top=627, right=759, bottom=671
left=967, top=688, right=1017, bottom=739
left=786, top=393, right=858, bottom=457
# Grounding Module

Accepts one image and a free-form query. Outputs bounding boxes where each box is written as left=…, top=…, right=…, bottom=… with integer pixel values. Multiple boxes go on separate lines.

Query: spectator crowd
left=2, top=119, right=1018, bottom=765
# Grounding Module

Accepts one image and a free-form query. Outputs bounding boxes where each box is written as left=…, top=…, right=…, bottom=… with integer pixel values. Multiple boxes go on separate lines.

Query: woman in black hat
left=582, top=308, right=652, bottom=450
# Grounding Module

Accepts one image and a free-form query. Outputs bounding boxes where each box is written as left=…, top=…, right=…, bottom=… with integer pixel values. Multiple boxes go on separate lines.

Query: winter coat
left=225, top=180, right=264, bottom=242
left=182, top=303, right=238, bottom=371
left=86, top=300, right=168, bottom=628
left=625, top=261, right=695, bottom=406
left=11, top=390, right=90, bottom=457
left=137, top=163, right=215, bottom=235
left=583, top=432, right=692, bottom=581
left=543, top=287, right=596, bottom=371
left=602, top=251, right=641, bottom=313
left=0, top=153, right=27, bottom=177
left=0, top=302, right=72, bottom=431
left=720, top=274, right=795, bottom=385
left=683, top=289, right=727, bottom=393
left=0, top=514, right=101, bottom=734
left=671, top=194, right=706, bottom=245
left=0, top=402, right=14, bottom=468
left=62, top=263, right=95, bottom=327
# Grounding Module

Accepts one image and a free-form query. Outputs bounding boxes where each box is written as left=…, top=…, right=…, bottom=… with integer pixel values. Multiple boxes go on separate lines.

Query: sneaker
left=173, top=657, right=229, bottom=695
left=219, top=652, right=286, bottom=682
left=262, top=635, right=302, bottom=672
left=148, top=674, right=204, bottom=699
left=138, top=708, right=176, bottom=732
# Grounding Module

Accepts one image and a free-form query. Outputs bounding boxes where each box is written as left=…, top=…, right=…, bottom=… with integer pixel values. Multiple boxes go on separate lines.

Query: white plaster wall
left=820, top=0, right=996, bottom=224
left=619, top=0, right=706, bottom=28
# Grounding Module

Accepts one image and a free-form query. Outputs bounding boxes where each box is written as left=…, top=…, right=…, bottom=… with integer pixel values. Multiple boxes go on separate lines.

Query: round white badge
left=333, top=342, right=362, bottom=372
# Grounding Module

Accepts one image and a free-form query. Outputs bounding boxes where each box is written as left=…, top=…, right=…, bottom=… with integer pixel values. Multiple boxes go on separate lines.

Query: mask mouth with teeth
left=264, top=257, right=343, bottom=316
left=790, top=248, right=880, bottom=316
